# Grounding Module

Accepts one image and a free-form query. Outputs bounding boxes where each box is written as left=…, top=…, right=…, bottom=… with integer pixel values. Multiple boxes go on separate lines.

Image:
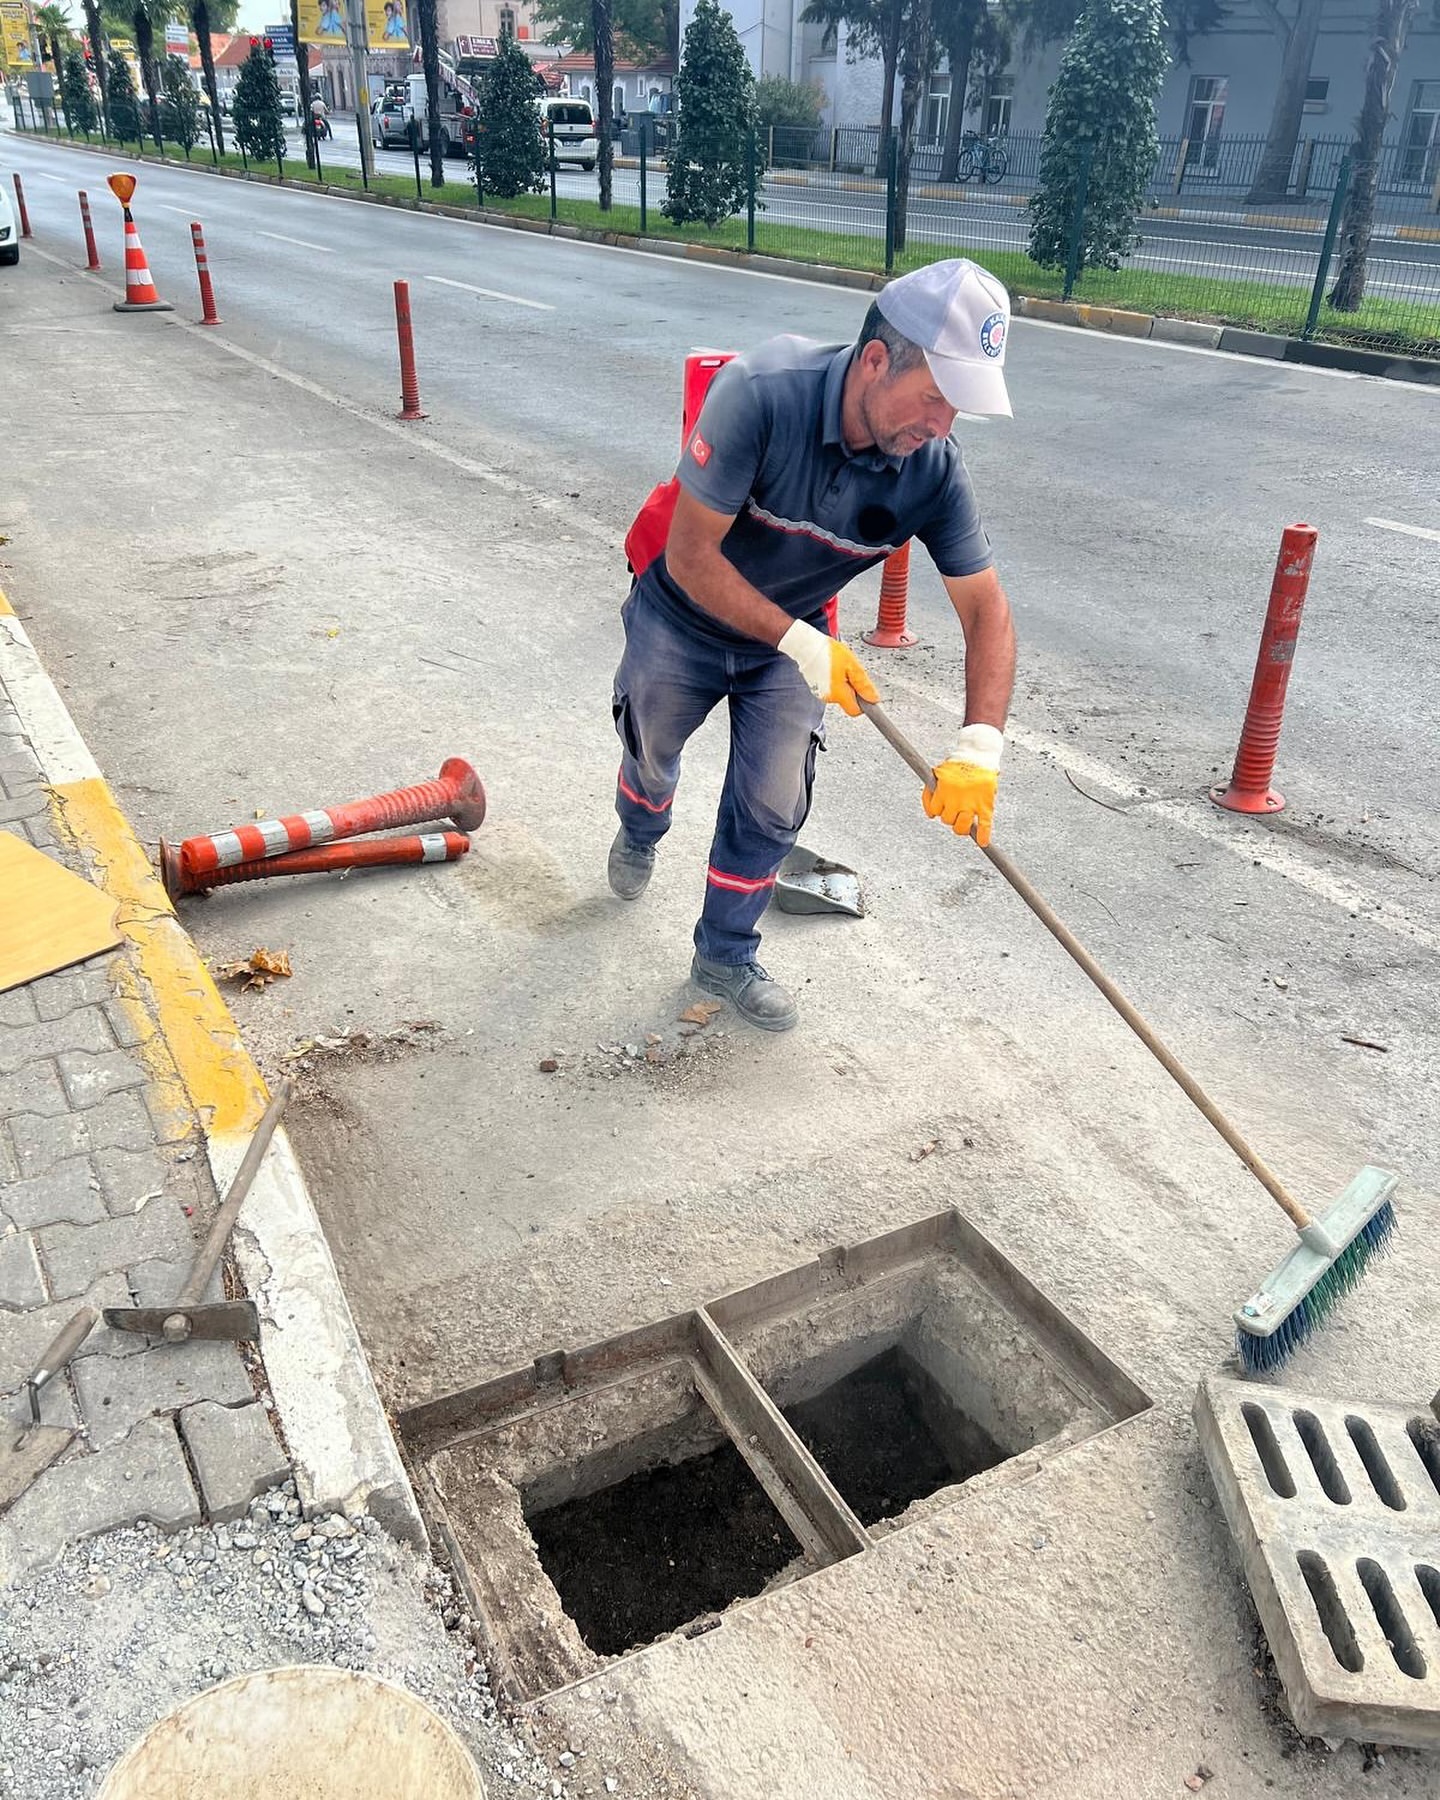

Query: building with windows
left=552, top=50, right=674, bottom=117
left=680, top=0, right=1439, bottom=184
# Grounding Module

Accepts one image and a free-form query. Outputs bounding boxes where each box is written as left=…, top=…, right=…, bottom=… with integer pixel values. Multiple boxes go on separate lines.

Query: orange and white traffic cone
left=106, top=172, right=173, bottom=314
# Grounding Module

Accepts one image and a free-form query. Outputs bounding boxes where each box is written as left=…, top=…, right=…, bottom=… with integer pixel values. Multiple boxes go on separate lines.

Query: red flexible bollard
left=174, top=757, right=487, bottom=881
left=13, top=173, right=32, bottom=239
left=190, top=221, right=220, bottom=324
left=160, top=830, right=470, bottom=900
left=1211, top=523, right=1318, bottom=816
left=863, top=541, right=919, bottom=649
left=79, top=190, right=101, bottom=269
left=681, top=349, right=735, bottom=446
left=394, top=279, right=426, bottom=420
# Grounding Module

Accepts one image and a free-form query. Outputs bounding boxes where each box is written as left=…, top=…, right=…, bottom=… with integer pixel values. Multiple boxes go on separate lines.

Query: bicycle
left=956, top=130, right=1008, bottom=186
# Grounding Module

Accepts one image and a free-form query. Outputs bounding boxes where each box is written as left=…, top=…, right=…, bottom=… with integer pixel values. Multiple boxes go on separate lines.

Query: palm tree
left=125, top=0, right=166, bottom=148
left=82, top=0, right=110, bottom=134
left=188, top=0, right=225, bottom=154
left=34, top=2, right=74, bottom=111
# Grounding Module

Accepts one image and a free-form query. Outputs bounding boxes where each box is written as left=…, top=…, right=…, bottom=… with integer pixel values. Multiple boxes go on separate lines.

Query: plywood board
left=0, top=830, right=121, bottom=993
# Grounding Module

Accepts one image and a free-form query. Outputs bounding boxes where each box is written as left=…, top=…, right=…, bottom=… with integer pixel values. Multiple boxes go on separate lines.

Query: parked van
left=535, top=97, right=599, bottom=171
left=402, top=72, right=470, bottom=157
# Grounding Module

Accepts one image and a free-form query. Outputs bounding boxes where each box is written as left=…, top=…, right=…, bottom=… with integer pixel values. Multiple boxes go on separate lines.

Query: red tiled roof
left=551, top=52, right=674, bottom=74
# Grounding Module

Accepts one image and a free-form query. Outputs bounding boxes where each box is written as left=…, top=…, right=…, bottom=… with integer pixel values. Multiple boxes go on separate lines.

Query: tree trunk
left=874, top=0, right=904, bottom=177
left=594, top=0, right=614, bottom=210
left=83, top=0, right=110, bottom=135
left=1329, top=0, right=1417, bottom=310
left=1245, top=0, right=1324, bottom=203
left=893, top=0, right=933, bottom=252
left=414, top=0, right=444, bottom=185
left=191, top=0, right=225, bottom=153
left=288, top=0, right=315, bottom=171
left=133, top=8, right=162, bottom=148
left=937, top=9, right=974, bottom=182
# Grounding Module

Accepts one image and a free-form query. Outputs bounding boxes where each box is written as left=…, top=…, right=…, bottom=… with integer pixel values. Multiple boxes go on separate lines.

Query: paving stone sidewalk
left=1, top=702, right=289, bottom=1586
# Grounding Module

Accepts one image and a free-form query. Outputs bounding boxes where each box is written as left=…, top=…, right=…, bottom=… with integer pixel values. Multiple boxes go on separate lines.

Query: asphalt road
left=302, top=114, right=1440, bottom=306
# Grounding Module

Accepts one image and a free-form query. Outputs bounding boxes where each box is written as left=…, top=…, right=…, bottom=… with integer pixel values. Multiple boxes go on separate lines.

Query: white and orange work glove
left=924, top=724, right=1003, bottom=847
left=779, top=620, right=879, bottom=718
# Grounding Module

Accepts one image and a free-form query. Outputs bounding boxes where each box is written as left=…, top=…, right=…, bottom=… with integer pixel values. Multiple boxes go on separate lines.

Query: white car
left=0, top=169, right=19, bottom=265
left=535, top=98, right=598, bottom=172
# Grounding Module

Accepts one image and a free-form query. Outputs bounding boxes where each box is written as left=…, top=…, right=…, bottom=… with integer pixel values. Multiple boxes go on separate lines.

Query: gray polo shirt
left=637, top=335, right=993, bottom=648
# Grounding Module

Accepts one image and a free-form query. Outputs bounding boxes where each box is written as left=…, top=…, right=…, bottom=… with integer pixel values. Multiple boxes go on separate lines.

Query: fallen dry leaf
left=678, top=1001, right=723, bottom=1027
left=910, top=1139, right=940, bottom=1163
left=217, top=947, right=293, bottom=991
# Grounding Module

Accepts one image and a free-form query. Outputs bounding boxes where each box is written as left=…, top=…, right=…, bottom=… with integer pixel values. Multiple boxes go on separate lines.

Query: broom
left=862, top=700, right=1398, bottom=1374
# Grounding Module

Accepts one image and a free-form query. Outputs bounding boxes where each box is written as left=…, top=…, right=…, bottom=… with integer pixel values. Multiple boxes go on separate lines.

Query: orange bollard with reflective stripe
left=863, top=541, right=919, bottom=649
left=160, top=831, right=471, bottom=900
left=1210, top=523, right=1318, bottom=816
left=394, top=280, right=425, bottom=420
left=78, top=190, right=101, bottom=269
left=190, top=221, right=220, bottom=324
left=174, top=758, right=487, bottom=881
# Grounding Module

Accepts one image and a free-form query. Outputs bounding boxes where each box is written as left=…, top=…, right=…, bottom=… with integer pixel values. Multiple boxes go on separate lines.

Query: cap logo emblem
left=979, top=312, right=1006, bottom=359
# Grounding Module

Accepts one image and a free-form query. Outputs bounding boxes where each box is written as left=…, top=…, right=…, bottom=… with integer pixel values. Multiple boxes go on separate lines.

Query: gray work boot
left=690, top=952, right=798, bottom=1033
left=608, top=829, right=656, bottom=900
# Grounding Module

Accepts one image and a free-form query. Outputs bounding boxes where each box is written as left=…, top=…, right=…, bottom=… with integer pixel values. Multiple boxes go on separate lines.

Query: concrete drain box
left=400, top=1212, right=1150, bottom=1701
left=1196, top=1375, right=1440, bottom=1749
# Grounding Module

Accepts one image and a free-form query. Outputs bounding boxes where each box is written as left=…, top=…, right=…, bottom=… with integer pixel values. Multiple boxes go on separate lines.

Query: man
left=309, top=91, right=330, bottom=137
left=609, top=258, right=1017, bottom=1033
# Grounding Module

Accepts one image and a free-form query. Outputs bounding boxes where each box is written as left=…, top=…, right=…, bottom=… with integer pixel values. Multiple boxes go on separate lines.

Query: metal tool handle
left=860, top=699, right=1313, bottom=1232
left=25, top=1305, right=99, bottom=1426
left=176, top=1080, right=294, bottom=1309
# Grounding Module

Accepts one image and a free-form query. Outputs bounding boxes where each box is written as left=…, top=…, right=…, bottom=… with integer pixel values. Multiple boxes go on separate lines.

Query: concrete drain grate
left=1195, top=1375, right=1440, bottom=1749
left=400, top=1211, right=1150, bottom=1701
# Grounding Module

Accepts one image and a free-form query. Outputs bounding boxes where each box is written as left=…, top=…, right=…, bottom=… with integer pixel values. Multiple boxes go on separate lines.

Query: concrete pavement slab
left=179, top=1399, right=291, bottom=1521
left=72, top=1343, right=257, bottom=1450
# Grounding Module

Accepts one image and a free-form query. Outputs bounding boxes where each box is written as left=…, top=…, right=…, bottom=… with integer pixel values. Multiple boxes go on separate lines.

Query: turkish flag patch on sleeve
left=689, top=432, right=712, bottom=467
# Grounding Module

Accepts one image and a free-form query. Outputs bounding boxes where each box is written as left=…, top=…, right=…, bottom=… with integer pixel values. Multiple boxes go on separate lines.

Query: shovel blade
left=772, top=846, right=865, bottom=918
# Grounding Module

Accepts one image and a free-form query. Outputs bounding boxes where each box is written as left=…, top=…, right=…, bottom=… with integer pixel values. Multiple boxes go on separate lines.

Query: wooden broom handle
left=859, top=699, right=1312, bottom=1231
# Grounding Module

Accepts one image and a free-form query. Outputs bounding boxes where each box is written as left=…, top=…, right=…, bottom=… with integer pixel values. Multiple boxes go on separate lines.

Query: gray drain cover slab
left=1195, top=1375, right=1440, bottom=1748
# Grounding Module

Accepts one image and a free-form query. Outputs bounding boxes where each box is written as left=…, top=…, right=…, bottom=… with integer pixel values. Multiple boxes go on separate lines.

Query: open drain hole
left=1417, top=1565, right=1440, bottom=1632
left=1243, top=1403, right=1297, bottom=1498
left=783, top=1346, right=1005, bottom=1526
left=526, top=1431, right=803, bottom=1657
left=1293, top=1410, right=1351, bottom=1506
left=1297, top=1551, right=1363, bottom=1674
left=1346, top=1416, right=1405, bottom=1510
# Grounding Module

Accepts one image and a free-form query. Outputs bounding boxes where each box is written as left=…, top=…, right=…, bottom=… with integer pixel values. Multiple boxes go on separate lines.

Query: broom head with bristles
left=1235, top=1166, right=1398, bottom=1374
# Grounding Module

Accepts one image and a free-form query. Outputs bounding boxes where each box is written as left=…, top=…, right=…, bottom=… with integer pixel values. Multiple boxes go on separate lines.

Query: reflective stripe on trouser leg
left=695, top=654, right=823, bottom=965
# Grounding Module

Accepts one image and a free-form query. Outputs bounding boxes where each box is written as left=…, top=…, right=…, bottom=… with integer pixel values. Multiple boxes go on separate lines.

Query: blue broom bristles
left=1235, top=1199, right=1397, bottom=1375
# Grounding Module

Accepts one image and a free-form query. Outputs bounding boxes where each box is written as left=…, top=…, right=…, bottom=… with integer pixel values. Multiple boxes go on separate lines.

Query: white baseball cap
left=874, top=259, right=1013, bottom=418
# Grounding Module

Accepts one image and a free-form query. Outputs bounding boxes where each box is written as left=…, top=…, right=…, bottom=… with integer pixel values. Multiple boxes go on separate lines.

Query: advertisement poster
left=366, top=0, right=409, bottom=49
left=1, top=2, right=36, bottom=69
left=297, top=0, right=347, bottom=47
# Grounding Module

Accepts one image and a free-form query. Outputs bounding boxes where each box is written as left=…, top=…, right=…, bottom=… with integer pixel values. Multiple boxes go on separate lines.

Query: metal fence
left=16, top=95, right=1439, bottom=361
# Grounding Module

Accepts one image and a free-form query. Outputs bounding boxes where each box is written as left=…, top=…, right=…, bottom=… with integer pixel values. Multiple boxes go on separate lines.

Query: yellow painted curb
left=48, top=777, right=267, bottom=1137
left=1242, top=211, right=1323, bottom=232
left=1397, top=224, right=1440, bottom=243
left=1019, top=297, right=1083, bottom=326
left=1074, top=303, right=1154, bottom=338
left=0, top=590, right=12, bottom=617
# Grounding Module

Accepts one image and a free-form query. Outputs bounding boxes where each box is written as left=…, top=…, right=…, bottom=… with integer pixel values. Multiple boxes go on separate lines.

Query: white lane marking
left=425, top=274, right=554, bottom=310
left=1012, top=316, right=1365, bottom=382
left=159, top=203, right=200, bottom=215
left=258, top=231, right=334, bottom=252
left=1364, top=516, right=1440, bottom=544
left=29, top=170, right=68, bottom=182
left=884, top=673, right=1439, bottom=954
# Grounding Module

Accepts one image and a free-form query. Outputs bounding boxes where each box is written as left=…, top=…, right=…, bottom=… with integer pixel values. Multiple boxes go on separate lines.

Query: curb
left=18, top=133, right=1440, bottom=387
left=0, top=584, right=426, bottom=1550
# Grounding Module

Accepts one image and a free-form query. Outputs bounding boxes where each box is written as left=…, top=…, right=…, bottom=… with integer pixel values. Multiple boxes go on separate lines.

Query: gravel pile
left=0, top=1481, right=574, bottom=1799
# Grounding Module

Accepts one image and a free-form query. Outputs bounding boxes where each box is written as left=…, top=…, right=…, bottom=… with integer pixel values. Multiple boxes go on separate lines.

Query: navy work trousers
left=612, top=587, right=824, bottom=964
